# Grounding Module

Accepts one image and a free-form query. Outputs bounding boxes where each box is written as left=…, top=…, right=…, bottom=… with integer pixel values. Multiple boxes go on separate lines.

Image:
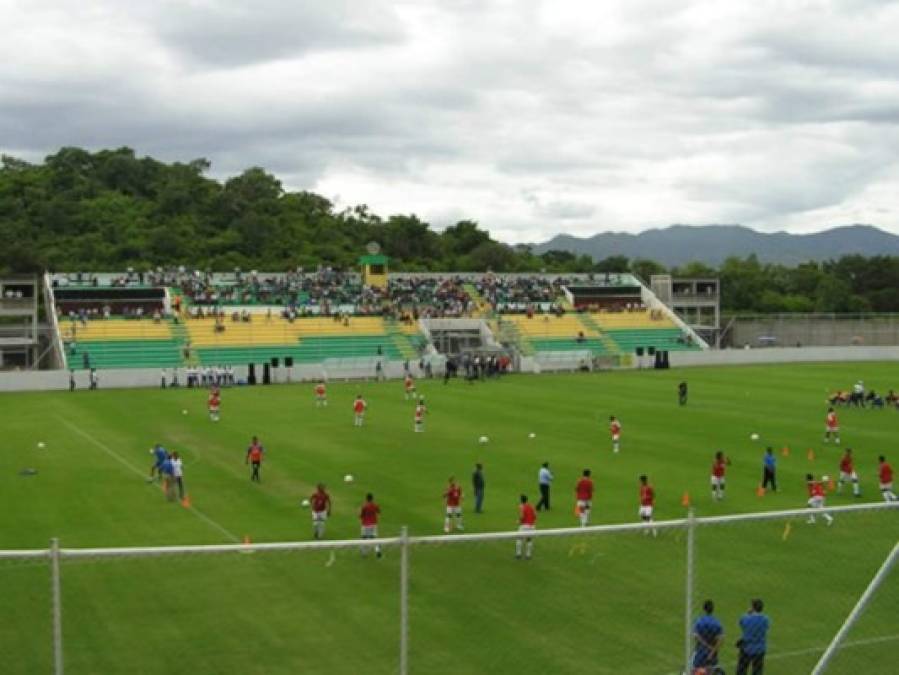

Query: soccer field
left=2, top=363, right=898, bottom=674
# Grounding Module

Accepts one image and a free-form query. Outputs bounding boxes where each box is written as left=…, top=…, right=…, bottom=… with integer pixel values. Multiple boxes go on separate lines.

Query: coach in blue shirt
left=693, top=599, right=723, bottom=669
left=737, top=599, right=770, bottom=674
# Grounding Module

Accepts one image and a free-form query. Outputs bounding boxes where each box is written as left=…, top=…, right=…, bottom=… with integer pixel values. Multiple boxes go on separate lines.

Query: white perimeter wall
left=1, top=346, right=897, bottom=392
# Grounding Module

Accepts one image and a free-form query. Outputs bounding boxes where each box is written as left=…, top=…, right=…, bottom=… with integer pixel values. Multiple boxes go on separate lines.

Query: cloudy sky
left=3, top=0, right=899, bottom=242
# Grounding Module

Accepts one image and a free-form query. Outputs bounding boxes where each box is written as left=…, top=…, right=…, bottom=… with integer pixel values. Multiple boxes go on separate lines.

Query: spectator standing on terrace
left=69, top=370, right=75, bottom=392
left=89, top=369, right=98, bottom=390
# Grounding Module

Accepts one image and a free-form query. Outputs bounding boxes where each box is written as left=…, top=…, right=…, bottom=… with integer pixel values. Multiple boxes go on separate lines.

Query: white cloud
left=2, top=0, right=899, bottom=242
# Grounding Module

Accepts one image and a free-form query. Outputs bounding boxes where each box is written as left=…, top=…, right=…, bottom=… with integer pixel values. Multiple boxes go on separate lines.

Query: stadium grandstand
left=32, top=264, right=705, bottom=377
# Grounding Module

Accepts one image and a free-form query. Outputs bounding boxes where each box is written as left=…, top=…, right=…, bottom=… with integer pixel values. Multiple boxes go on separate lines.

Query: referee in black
left=678, top=381, right=688, bottom=406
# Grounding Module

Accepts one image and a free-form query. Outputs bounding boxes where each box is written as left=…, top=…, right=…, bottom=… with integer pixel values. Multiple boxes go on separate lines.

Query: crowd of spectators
left=52, top=269, right=660, bottom=320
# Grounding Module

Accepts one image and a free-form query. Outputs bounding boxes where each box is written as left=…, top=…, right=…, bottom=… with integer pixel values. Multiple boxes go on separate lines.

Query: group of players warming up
left=189, top=376, right=895, bottom=559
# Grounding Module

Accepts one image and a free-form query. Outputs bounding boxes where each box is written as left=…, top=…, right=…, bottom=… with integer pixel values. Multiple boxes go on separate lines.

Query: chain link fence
left=2, top=502, right=896, bottom=675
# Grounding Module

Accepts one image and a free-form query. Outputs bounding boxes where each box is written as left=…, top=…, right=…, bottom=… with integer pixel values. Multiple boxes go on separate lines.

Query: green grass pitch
left=1, top=363, right=898, bottom=674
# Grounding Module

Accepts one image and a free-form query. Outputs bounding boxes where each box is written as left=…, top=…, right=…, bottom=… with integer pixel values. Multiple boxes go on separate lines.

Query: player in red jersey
left=638, top=474, right=657, bottom=537
left=609, top=416, right=622, bottom=453
left=824, top=407, right=840, bottom=444
left=359, top=493, right=382, bottom=558
left=516, top=494, right=537, bottom=560
left=404, top=374, right=416, bottom=401
left=837, top=448, right=860, bottom=497
left=309, top=483, right=332, bottom=539
left=806, top=473, right=834, bottom=525
left=710, top=451, right=729, bottom=501
left=443, top=477, right=464, bottom=533
left=879, top=455, right=897, bottom=502
left=246, top=436, right=264, bottom=482
left=353, top=394, right=367, bottom=427
left=414, top=397, right=427, bottom=433
left=314, top=381, right=327, bottom=407
left=208, top=386, right=221, bottom=422
left=575, top=469, right=594, bottom=527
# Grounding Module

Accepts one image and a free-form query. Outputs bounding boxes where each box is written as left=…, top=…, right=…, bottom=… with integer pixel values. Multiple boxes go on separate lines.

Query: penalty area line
left=55, top=416, right=240, bottom=544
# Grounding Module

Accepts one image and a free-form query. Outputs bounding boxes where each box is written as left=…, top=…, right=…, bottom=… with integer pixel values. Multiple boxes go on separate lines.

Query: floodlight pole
left=399, top=526, right=409, bottom=675
left=811, top=541, right=899, bottom=675
left=51, top=537, right=64, bottom=675
left=684, top=509, right=695, bottom=675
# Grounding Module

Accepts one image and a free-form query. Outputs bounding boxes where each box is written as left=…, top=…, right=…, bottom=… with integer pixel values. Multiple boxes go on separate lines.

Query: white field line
left=662, top=633, right=899, bottom=674
left=56, top=417, right=240, bottom=543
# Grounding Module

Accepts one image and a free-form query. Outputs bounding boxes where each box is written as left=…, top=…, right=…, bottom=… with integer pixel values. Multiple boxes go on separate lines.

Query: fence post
left=684, top=508, right=695, bottom=675
left=399, top=526, right=409, bottom=675
left=50, top=537, right=63, bottom=675
left=811, top=541, right=899, bottom=674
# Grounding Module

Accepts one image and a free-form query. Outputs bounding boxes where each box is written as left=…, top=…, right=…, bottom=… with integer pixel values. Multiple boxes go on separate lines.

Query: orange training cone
left=181, top=495, right=191, bottom=508
left=756, top=485, right=766, bottom=498
left=681, top=491, right=691, bottom=507
left=243, top=534, right=251, bottom=545
left=807, top=448, right=815, bottom=461
left=781, top=446, right=790, bottom=457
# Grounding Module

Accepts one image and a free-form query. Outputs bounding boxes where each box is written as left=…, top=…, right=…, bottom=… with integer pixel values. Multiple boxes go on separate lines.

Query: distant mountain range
left=532, top=225, right=899, bottom=266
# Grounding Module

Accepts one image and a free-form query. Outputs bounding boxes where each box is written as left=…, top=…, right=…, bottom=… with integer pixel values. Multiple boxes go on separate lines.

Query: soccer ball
left=37, top=442, right=46, bottom=449
left=528, top=433, right=536, bottom=439
left=344, top=474, right=354, bottom=483
left=301, top=499, right=310, bottom=508
left=149, top=448, right=154, bottom=454
left=822, top=475, right=830, bottom=482
left=479, top=436, right=489, bottom=444
left=182, top=409, right=188, bottom=415
left=750, top=433, right=759, bottom=441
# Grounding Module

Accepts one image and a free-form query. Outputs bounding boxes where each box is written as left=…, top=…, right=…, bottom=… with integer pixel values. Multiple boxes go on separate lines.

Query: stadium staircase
left=576, top=313, right=619, bottom=354
left=493, top=317, right=535, bottom=356
left=462, top=283, right=491, bottom=317
left=384, top=318, right=420, bottom=361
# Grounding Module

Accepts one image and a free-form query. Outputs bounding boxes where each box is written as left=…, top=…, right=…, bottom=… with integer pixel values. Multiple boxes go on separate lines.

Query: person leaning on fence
left=692, top=599, right=723, bottom=673
left=736, top=598, right=769, bottom=675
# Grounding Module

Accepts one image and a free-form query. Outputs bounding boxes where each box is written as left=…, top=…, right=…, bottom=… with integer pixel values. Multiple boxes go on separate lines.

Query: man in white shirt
left=171, top=451, right=185, bottom=501
left=536, top=462, right=553, bottom=511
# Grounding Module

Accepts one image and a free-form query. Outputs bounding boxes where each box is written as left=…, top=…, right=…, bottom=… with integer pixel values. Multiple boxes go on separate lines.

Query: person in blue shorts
left=148, top=444, right=167, bottom=483
left=693, top=599, right=723, bottom=672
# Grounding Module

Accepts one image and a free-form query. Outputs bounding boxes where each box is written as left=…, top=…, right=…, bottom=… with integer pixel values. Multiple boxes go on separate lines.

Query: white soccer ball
left=528, top=433, right=536, bottom=439
left=301, top=499, right=310, bottom=507
left=182, top=409, right=188, bottom=415
left=344, top=474, right=354, bottom=483
left=750, top=433, right=759, bottom=441
left=479, top=435, right=489, bottom=444
left=37, top=442, right=46, bottom=449
left=822, top=475, right=830, bottom=482
left=149, top=448, right=154, bottom=454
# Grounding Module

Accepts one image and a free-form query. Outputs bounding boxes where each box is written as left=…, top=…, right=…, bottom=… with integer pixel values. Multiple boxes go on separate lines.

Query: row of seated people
left=58, top=304, right=166, bottom=324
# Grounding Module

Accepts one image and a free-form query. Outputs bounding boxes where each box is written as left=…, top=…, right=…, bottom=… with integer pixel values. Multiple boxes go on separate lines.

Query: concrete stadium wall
left=668, top=346, right=899, bottom=368
left=0, top=360, right=442, bottom=393
left=729, top=316, right=899, bottom=348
